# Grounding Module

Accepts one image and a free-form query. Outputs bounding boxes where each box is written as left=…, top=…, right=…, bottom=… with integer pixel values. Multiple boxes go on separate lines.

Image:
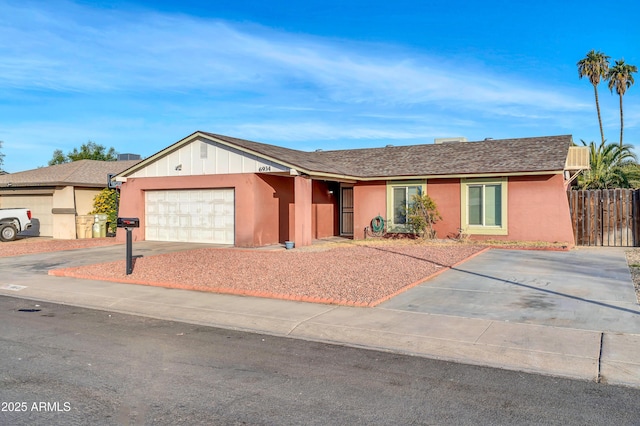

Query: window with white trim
left=461, top=178, right=508, bottom=235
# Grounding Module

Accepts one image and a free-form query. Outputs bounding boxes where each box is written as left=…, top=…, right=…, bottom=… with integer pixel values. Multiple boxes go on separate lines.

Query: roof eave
left=0, top=182, right=107, bottom=188
left=352, top=170, right=565, bottom=181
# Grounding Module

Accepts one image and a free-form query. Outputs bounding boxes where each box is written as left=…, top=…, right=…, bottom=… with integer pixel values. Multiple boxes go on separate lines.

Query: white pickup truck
left=0, top=208, right=32, bottom=242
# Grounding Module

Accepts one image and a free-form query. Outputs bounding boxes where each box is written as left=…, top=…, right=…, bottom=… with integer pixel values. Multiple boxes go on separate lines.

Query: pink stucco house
left=114, top=131, right=588, bottom=247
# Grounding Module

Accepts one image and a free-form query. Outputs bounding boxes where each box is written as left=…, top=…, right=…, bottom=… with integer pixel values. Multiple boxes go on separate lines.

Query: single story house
left=114, top=131, right=589, bottom=247
left=0, top=159, right=139, bottom=238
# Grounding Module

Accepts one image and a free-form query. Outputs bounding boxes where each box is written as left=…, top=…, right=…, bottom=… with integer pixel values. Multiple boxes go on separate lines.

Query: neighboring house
left=114, top=131, right=589, bottom=247
left=0, top=160, right=139, bottom=238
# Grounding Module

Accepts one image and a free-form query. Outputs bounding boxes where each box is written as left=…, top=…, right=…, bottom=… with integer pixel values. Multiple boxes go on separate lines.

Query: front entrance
left=340, top=187, right=354, bottom=235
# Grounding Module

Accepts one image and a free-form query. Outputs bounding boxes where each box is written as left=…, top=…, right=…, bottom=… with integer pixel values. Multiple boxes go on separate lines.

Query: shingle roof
left=202, top=132, right=347, bottom=175
left=204, top=133, right=572, bottom=178
left=0, top=160, right=140, bottom=188
left=316, top=135, right=572, bottom=177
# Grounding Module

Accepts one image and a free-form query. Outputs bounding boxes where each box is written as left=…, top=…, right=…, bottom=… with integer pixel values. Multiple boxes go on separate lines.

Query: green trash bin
left=93, top=214, right=109, bottom=238
left=98, top=214, right=108, bottom=237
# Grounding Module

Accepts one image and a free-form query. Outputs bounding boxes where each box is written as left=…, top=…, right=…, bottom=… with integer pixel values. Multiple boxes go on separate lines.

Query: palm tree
left=607, top=59, right=638, bottom=147
left=578, top=140, right=637, bottom=189
left=577, top=50, right=610, bottom=144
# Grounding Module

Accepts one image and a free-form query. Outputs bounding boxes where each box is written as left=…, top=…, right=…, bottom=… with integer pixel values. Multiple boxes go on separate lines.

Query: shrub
left=406, top=193, right=442, bottom=238
left=90, top=188, right=119, bottom=234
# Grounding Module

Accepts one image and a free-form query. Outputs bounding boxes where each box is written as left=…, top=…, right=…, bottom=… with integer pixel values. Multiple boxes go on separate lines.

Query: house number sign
left=258, top=166, right=272, bottom=172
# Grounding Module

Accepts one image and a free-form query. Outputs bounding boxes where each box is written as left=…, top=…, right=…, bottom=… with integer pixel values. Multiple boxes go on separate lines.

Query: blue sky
left=1, top=0, right=639, bottom=172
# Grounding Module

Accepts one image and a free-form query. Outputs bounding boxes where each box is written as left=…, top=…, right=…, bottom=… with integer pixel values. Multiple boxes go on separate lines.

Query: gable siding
left=129, top=137, right=289, bottom=178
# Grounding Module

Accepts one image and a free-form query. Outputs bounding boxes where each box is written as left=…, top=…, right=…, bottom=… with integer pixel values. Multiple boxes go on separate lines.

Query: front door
left=340, top=187, right=354, bottom=236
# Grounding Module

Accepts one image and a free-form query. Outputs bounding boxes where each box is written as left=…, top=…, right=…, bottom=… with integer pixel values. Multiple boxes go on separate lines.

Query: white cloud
left=0, top=1, right=587, bottom=116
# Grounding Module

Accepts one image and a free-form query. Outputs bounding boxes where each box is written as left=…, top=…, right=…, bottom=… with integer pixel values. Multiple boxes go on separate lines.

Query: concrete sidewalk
left=1, top=243, right=639, bottom=388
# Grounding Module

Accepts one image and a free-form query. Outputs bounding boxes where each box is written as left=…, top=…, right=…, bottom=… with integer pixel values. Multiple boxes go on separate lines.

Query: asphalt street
left=1, top=296, right=639, bottom=425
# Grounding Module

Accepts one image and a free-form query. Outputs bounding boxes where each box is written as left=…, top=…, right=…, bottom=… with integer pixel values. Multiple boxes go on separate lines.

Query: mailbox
left=118, top=217, right=140, bottom=275
left=117, top=217, right=140, bottom=228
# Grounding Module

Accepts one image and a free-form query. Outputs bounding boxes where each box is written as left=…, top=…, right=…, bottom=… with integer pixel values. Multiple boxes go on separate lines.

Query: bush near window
left=406, top=193, right=442, bottom=239
left=90, top=188, right=119, bottom=234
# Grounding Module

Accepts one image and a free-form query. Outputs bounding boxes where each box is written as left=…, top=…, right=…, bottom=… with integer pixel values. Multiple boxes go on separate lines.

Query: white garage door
left=0, top=194, right=53, bottom=237
left=145, top=189, right=235, bottom=244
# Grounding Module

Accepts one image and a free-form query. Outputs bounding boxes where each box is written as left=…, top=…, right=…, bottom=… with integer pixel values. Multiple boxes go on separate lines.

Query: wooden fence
left=568, top=189, right=640, bottom=247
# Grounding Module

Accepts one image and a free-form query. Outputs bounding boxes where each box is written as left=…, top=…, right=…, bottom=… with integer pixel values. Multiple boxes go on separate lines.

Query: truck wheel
left=0, top=224, right=18, bottom=242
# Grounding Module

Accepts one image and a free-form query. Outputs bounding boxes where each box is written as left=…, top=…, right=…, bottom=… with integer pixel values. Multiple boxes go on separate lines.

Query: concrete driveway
left=380, top=247, right=640, bottom=334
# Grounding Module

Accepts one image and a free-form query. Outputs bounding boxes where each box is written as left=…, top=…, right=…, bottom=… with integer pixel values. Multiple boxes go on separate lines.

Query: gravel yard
left=624, top=249, right=640, bottom=304
left=11, top=237, right=637, bottom=307
left=48, top=240, right=487, bottom=306
left=0, top=237, right=119, bottom=257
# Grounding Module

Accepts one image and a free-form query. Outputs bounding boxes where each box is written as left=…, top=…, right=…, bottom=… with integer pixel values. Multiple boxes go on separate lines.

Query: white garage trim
left=145, top=189, right=235, bottom=244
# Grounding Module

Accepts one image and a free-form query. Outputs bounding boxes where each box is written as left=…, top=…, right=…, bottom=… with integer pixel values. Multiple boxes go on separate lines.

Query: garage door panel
left=146, top=203, right=158, bottom=215
left=179, top=216, right=190, bottom=227
left=176, top=228, right=189, bottom=241
left=167, top=215, right=180, bottom=227
left=145, top=189, right=234, bottom=244
left=146, top=215, right=158, bottom=227
left=146, top=227, right=159, bottom=240
left=1, top=195, right=53, bottom=237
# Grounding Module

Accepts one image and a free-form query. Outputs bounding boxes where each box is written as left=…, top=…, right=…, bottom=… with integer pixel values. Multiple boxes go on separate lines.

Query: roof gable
left=121, top=131, right=348, bottom=179
left=126, top=134, right=293, bottom=178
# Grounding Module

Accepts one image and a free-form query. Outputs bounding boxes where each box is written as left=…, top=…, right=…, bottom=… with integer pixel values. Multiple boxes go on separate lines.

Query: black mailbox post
left=117, top=217, right=140, bottom=275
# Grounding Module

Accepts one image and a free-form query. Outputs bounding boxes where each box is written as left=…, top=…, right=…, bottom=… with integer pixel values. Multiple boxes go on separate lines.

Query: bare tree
left=0, top=141, right=5, bottom=172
